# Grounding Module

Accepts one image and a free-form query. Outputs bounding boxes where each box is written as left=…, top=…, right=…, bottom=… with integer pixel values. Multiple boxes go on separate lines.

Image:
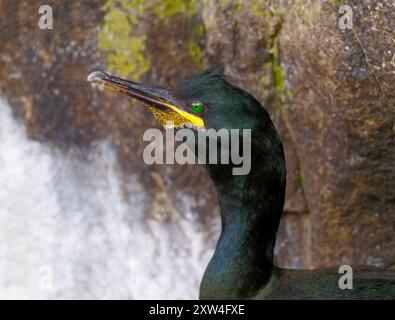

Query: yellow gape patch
left=148, top=105, right=205, bottom=129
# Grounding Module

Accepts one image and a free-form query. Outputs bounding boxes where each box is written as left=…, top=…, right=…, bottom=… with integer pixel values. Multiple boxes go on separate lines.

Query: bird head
left=87, top=68, right=265, bottom=133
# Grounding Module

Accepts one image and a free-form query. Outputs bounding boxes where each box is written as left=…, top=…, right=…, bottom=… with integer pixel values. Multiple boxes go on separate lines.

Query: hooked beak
left=87, top=71, right=205, bottom=129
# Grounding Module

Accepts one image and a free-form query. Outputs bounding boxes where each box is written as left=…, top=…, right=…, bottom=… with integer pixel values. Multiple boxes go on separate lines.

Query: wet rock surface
left=0, top=0, right=393, bottom=278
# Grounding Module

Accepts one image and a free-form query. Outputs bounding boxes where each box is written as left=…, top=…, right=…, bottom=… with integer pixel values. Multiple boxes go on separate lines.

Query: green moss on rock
left=98, top=0, right=203, bottom=78
left=98, top=0, right=150, bottom=80
left=151, top=0, right=197, bottom=18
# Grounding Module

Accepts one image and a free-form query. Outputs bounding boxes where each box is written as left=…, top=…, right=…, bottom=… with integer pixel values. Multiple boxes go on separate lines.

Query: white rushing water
left=0, top=97, right=215, bottom=299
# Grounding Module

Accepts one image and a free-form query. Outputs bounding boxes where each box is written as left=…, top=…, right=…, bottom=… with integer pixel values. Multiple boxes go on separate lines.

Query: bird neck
left=200, top=128, right=286, bottom=299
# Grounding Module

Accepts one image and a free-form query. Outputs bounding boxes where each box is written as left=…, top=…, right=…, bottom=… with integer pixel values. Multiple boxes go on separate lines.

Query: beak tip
left=87, top=71, right=107, bottom=83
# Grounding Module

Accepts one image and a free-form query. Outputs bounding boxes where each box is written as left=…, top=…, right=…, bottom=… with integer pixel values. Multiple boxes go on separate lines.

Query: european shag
left=88, top=69, right=395, bottom=299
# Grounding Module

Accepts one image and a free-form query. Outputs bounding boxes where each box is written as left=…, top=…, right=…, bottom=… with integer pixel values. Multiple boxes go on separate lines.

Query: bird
left=88, top=68, right=395, bottom=299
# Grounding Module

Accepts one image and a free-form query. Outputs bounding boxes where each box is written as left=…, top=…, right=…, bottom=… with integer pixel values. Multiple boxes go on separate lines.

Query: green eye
left=190, top=101, right=204, bottom=113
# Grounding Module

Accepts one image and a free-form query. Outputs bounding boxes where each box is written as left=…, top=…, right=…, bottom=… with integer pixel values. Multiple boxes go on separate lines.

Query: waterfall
left=0, top=97, right=215, bottom=299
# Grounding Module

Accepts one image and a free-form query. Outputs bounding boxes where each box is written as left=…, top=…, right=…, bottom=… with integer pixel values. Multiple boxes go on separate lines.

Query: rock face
left=0, top=0, right=393, bottom=286
left=278, top=0, right=395, bottom=267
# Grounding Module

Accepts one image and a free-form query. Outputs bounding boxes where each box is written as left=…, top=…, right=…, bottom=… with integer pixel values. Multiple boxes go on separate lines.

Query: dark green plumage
left=175, top=69, right=395, bottom=300
left=89, top=68, right=395, bottom=300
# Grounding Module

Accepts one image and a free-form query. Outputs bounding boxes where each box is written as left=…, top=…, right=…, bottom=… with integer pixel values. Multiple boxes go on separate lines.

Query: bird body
left=88, top=69, right=395, bottom=300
